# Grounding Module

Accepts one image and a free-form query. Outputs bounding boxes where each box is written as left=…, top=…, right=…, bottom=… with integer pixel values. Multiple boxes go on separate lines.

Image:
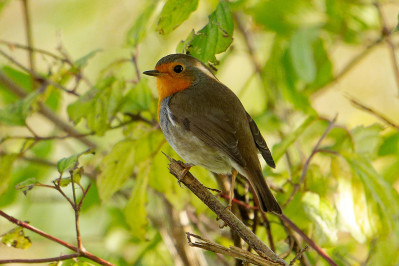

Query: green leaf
left=74, top=49, right=102, bottom=68
left=272, top=116, right=316, bottom=162
left=157, top=0, right=198, bottom=35
left=343, top=152, right=399, bottom=233
left=124, top=166, right=149, bottom=240
left=1, top=227, right=31, bottom=249
left=289, top=28, right=318, bottom=83
left=120, top=79, right=154, bottom=114
left=183, top=0, right=233, bottom=64
left=306, top=39, right=334, bottom=92
left=0, top=90, right=40, bottom=126
left=15, top=178, right=37, bottom=195
left=67, top=77, right=124, bottom=135
left=126, top=1, right=157, bottom=47
left=97, top=139, right=136, bottom=201
left=378, top=131, right=399, bottom=156
left=302, top=192, right=338, bottom=243
left=352, top=124, right=383, bottom=159
left=0, top=67, right=33, bottom=105
left=57, top=149, right=93, bottom=175
left=0, top=154, right=17, bottom=196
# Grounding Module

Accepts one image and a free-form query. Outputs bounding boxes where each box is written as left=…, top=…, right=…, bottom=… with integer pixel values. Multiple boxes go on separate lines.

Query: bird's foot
left=176, top=162, right=193, bottom=187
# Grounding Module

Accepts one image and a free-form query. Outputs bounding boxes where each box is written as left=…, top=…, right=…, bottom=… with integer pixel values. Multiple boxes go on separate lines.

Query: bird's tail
left=249, top=169, right=282, bottom=214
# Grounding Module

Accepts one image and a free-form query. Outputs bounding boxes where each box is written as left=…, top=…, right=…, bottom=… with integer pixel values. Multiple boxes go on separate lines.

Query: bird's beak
left=143, top=70, right=163, bottom=76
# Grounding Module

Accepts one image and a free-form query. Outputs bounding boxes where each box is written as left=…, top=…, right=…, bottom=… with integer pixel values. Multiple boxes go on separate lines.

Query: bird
left=143, top=53, right=282, bottom=214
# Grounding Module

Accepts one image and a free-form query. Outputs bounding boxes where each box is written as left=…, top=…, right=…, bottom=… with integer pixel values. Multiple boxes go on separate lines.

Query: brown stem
left=0, top=70, right=96, bottom=148
left=166, top=155, right=287, bottom=265
left=21, top=0, right=35, bottom=78
left=348, top=96, right=399, bottom=130
left=280, top=214, right=337, bottom=266
left=0, top=254, right=79, bottom=264
left=0, top=210, right=114, bottom=266
left=284, top=115, right=337, bottom=206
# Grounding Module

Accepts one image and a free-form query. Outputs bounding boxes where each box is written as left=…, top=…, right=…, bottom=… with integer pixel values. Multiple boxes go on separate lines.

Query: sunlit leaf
left=126, top=1, right=157, bottom=47
left=352, top=124, right=383, bottom=159
left=302, top=191, right=338, bottom=243
left=97, top=139, right=135, bottom=201
left=344, top=152, right=399, bottom=233
left=0, top=154, right=17, bottom=197
left=1, top=227, right=31, bottom=249
left=157, top=0, right=198, bottom=35
left=124, top=165, right=149, bottom=240
left=0, top=66, right=32, bottom=105
left=57, top=149, right=93, bottom=175
left=183, top=0, right=233, bottom=64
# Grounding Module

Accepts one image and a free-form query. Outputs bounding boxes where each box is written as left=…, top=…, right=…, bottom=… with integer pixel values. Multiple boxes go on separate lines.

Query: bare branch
left=187, top=233, right=277, bottom=266
left=0, top=253, right=79, bottom=264
left=166, top=155, right=287, bottom=265
left=284, top=115, right=337, bottom=206
left=0, top=211, right=114, bottom=265
left=348, top=96, right=399, bottom=130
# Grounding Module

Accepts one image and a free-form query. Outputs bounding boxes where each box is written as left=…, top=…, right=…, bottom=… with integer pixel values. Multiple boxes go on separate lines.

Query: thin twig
left=0, top=49, right=79, bottom=96
left=284, top=115, right=337, bottom=206
left=0, top=211, right=114, bottom=266
left=0, top=39, right=70, bottom=63
left=0, top=253, right=79, bottom=264
left=374, top=1, right=399, bottom=96
left=261, top=213, right=275, bottom=252
left=21, top=0, right=35, bottom=78
left=280, top=214, right=336, bottom=266
left=70, top=171, right=83, bottom=250
left=348, top=96, right=399, bottom=130
left=0, top=70, right=96, bottom=148
left=289, top=246, right=308, bottom=266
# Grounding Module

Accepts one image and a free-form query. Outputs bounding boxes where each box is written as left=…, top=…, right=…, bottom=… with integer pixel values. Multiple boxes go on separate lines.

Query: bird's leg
left=227, top=169, right=238, bottom=210
left=177, top=162, right=193, bottom=187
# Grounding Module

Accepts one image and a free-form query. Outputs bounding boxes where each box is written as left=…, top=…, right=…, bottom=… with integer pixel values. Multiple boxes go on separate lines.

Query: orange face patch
left=155, top=62, right=194, bottom=114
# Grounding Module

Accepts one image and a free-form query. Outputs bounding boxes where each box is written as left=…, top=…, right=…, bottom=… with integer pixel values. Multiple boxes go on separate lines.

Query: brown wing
left=167, top=84, right=246, bottom=167
left=246, top=112, right=275, bottom=168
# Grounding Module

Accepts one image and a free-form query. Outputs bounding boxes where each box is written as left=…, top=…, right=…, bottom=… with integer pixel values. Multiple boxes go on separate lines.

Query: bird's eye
left=173, top=65, right=183, bottom=73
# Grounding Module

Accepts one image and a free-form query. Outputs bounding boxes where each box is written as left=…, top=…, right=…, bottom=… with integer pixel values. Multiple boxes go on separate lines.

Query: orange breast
left=155, top=63, right=193, bottom=117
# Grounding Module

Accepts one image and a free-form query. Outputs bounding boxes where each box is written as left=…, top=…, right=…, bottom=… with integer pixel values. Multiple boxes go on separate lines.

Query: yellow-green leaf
left=124, top=166, right=149, bottom=240
left=1, top=227, right=31, bottom=249
left=157, top=0, right=198, bottom=35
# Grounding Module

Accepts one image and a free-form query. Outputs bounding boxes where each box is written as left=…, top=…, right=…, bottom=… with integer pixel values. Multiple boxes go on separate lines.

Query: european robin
left=143, top=54, right=282, bottom=214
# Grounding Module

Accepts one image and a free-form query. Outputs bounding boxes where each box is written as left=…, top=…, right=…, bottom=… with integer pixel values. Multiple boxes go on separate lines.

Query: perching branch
left=166, top=155, right=287, bottom=265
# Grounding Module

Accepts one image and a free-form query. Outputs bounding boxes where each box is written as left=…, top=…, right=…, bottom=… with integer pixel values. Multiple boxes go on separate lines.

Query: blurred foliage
left=0, top=0, right=399, bottom=265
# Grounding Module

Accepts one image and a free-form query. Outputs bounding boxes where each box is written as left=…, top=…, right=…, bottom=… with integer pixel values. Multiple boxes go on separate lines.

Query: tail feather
left=249, top=169, right=282, bottom=214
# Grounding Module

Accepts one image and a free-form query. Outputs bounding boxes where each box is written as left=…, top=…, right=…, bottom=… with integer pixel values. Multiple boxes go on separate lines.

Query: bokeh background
left=1, top=0, right=399, bottom=265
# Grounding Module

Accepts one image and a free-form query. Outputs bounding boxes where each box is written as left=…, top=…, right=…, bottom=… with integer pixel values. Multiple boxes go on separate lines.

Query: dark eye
left=173, top=65, right=183, bottom=73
